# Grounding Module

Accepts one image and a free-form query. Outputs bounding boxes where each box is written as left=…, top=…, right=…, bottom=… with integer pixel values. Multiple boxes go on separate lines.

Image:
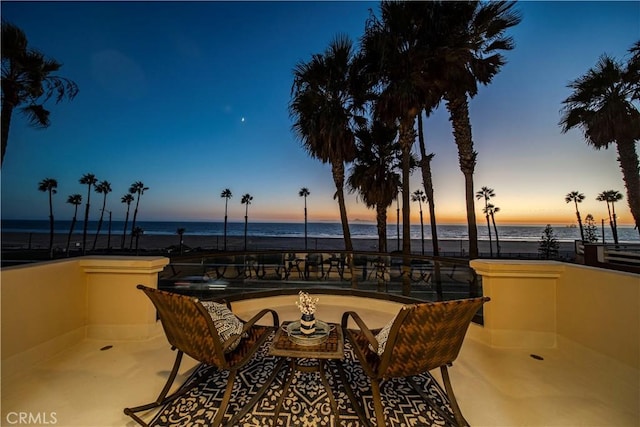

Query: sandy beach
left=1, top=231, right=575, bottom=256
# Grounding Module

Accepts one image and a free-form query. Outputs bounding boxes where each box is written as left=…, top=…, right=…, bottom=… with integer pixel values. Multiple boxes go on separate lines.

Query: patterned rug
left=150, top=334, right=454, bottom=426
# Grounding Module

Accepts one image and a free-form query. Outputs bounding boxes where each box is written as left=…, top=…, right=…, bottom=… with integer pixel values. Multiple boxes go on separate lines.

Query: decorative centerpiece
left=295, top=291, right=319, bottom=335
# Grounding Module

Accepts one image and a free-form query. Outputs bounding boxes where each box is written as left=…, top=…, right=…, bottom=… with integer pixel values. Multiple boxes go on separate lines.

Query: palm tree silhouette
left=128, top=181, right=149, bottom=249
left=416, top=111, right=441, bottom=257
left=92, top=180, right=112, bottom=250
left=65, top=194, right=82, bottom=254
left=565, top=191, right=585, bottom=241
left=38, top=178, right=57, bottom=258
left=221, top=189, right=232, bottom=251
left=79, top=173, right=98, bottom=254
left=1, top=21, right=79, bottom=166
left=486, top=203, right=501, bottom=257
left=241, top=194, right=253, bottom=251
left=299, top=187, right=310, bottom=250
left=120, top=194, right=134, bottom=250
left=476, top=187, right=496, bottom=257
left=411, top=189, right=427, bottom=256
left=132, top=227, right=144, bottom=255
left=348, top=121, right=401, bottom=253
left=290, top=35, right=361, bottom=255
left=561, top=42, right=640, bottom=235
left=597, top=190, right=623, bottom=244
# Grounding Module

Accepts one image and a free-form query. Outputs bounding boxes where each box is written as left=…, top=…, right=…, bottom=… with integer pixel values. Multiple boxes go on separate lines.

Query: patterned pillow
left=370, top=314, right=397, bottom=356
left=200, top=301, right=244, bottom=352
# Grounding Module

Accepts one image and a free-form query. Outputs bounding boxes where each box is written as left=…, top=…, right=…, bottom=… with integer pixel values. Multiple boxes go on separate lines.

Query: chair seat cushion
left=370, top=315, right=397, bottom=355
left=200, top=301, right=244, bottom=352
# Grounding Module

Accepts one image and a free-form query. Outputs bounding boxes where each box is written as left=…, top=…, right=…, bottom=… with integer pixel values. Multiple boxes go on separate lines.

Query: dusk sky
left=1, top=1, right=638, bottom=226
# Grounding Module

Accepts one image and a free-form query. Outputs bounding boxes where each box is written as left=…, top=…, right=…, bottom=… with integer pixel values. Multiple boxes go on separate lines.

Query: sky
left=1, top=1, right=639, bottom=227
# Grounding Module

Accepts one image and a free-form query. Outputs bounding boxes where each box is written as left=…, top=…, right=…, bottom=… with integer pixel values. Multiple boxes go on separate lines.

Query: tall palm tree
left=241, top=194, right=253, bottom=251
left=290, top=35, right=363, bottom=255
left=79, top=173, right=98, bottom=254
left=176, top=227, right=186, bottom=255
left=65, top=194, right=82, bottom=254
left=565, top=191, right=585, bottom=241
left=1, top=21, right=79, bottom=166
left=411, top=189, right=427, bottom=255
left=476, top=186, right=496, bottom=257
left=347, top=121, right=401, bottom=253
left=92, top=180, right=112, bottom=250
left=132, top=227, right=144, bottom=255
left=486, top=203, right=502, bottom=257
left=299, top=187, right=311, bottom=250
left=560, top=42, right=640, bottom=235
left=434, top=1, right=521, bottom=259
left=220, top=189, right=232, bottom=251
left=361, top=1, right=432, bottom=294
left=38, top=177, right=57, bottom=257
left=597, top=190, right=623, bottom=244
left=128, top=181, right=148, bottom=249
left=416, top=110, right=440, bottom=257
left=120, top=194, right=134, bottom=250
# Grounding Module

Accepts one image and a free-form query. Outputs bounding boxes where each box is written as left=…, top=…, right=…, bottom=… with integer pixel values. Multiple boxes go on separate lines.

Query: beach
left=1, top=231, right=576, bottom=256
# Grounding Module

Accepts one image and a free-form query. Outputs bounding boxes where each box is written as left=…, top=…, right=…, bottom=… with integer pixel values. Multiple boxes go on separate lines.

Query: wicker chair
left=341, top=296, right=490, bottom=427
left=124, top=285, right=280, bottom=426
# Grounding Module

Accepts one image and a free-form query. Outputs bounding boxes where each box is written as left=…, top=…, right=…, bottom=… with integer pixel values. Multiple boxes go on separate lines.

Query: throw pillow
left=370, top=314, right=397, bottom=356
left=200, top=301, right=244, bottom=352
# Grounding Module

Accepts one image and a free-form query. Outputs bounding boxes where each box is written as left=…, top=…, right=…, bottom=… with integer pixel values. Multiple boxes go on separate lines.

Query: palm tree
left=476, top=186, right=496, bottom=257
left=176, top=227, right=186, bottom=255
left=347, top=121, right=401, bottom=253
left=299, top=187, right=311, bottom=250
left=597, top=190, right=623, bottom=244
left=79, top=173, right=98, bottom=254
left=92, top=180, right=112, bottom=250
left=132, top=227, right=144, bottom=255
left=120, top=194, right=134, bottom=250
left=416, top=110, right=441, bottom=258
left=486, top=203, right=502, bottom=257
left=565, top=191, right=585, bottom=241
left=241, top=194, right=253, bottom=251
left=1, top=21, right=79, bottom=166
left=434, top=1, right=521, bottom=259
left=38, top=178, right=57, bottom=257
left=128, top=181, right=148, bottom=249
left=220, top=189, right=232, bottom=251
left=395, top=186, right=401, bottom=252
left=411, top=189, right=427, bottom=255
left=290, top=35, right=363, bottom=255
left=65, top=194, right=82, bottom=254
left=560, top=42, right=640, bottom=235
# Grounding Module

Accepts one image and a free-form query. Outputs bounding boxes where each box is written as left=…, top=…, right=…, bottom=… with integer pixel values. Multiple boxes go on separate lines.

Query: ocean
left=2, top=219, right=638, bottom=243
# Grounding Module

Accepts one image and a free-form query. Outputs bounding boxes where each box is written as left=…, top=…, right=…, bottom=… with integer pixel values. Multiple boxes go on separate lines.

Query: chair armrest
left=341, top=311, right=378, bottom=350
left=241, top=308, right=280, bottom=334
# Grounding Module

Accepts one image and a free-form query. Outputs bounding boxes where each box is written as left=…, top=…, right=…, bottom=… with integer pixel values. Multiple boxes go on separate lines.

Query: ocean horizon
left=2, top=219, right=638, bottom=244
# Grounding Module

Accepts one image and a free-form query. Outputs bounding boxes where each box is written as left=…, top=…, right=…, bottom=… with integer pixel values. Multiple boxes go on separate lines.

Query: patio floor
left=1, top=309, right=638, bottom=426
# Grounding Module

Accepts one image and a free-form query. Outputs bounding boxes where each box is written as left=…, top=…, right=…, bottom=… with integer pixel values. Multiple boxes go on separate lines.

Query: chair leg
left=370, top=378, right=387, bottom=427
left=407, top=376, right=459, bottom=427
left=125, top=350, right=202, bottom=426
left=440, top=365, right=470, bottom=427
left=214, top=369, right=238, bottom=426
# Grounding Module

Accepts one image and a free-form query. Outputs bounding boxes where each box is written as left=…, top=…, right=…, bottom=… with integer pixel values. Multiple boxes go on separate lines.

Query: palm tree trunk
left=121, top=208, right=130, bottom=250
left=244, top=211, right=248, bottom=251
left=48, top=190, right=55, bottom=258
left=574, top=200, right=585, bottom=241
left=1, top=101, right=14, bottom=167
left=485, top=213, right=493, bottom=257
left=376, top=204, right=387, bottom=253
left=304, top=199, right=308, bottom=250
left=82, top=193, right=91, bottom=255
left=491, top=212, right=501, bottom=257
left=92, top=196, right=107, bottom=250
left=616, top=139, right=640, bottom=236
left=331, top=161, right=358, bottom=288
left=446, top=95, right=479, bottom=259
left=224, top=200, right=228, bottom=251
left=129, top=197, right=141, bottom=249
left=66, top=214, right=77, bottom=255
left=399, top=116, right=415, bottom=296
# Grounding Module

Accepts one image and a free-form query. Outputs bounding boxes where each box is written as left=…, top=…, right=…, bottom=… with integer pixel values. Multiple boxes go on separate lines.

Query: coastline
left=1, top=231, right=575, bottom=255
